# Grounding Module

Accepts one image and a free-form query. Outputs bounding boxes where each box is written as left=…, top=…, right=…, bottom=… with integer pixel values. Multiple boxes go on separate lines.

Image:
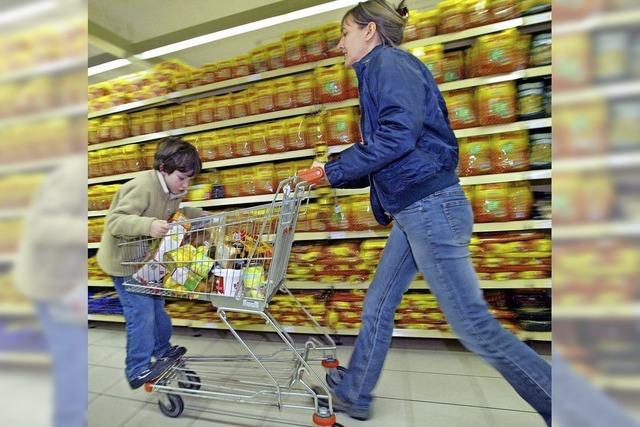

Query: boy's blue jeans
left=112, top=276, right=173, bottom=381
left=333, top=183, right=552, bottom=425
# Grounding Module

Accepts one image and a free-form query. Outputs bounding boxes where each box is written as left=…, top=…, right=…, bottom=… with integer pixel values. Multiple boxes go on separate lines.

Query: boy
left=97, top=136, right=206, bottom=389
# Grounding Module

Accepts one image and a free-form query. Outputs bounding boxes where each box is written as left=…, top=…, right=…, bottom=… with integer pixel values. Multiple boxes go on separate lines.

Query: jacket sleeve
left=325, top=53, right=428, bottom=187
left=105, top=185, right=155, bottom=237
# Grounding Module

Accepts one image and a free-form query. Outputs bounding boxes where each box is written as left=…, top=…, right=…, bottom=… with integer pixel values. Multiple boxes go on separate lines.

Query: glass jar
left=284, top=116, right=310, bottom=151
left=325, top=108, right=357, bottom=146
left=529, top=132, right=551, bottom=169
left=274, top=77, right=296, bottom=111
left=215, top=130, right=235, bottom=159
left=250, top=124, right=269, bottom=155
left=214, top=60, right=233, bottom=82
left=317, top=64, right=347, bottom=104
left=184, top=100, right=199, bottom=127
left=266, top=121, right=287, bottom=153
left=303, top=27, right=327, bottom=62
left=232, top=55, right=252, bottom=78
left=213, top=94, right=232, bottom=122
left=122, top=144, right=143, bottom=173
left=142, top=109, right=160, bottom=134
left=232, top=127, right=252, bottom=158
left=282, top=30, right=307, bottom=66
left=266, top=43, right=285, bottom=70
left=530, top=33, right=551, bottom=66
left=256, top=82, right=276, bottom=114
left=251, top=46, right=269, bottom=73
left=230, top=91, right=248, bottom=118
left=294, top=73, right=317, bottom=107
left=160, top=108, right=174, bottom=131
left=517, top=81, right=545, bottom=120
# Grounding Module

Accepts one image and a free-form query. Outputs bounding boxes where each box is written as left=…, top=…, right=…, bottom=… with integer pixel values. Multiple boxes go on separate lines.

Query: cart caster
left=178, top=370, right=201, bottom=390
left=321, top=357, right=340, bottom=369
left=312, top=411, right=341, bottom=427
left=159, top=394, right=184, bottom=418
left=326, top=366, right=347, bottom=389
left=144, top=380, right=156, bottom=393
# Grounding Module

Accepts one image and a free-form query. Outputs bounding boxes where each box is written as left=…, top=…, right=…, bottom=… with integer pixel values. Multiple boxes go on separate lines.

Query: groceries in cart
left=131, top=209, right=273, bottom=299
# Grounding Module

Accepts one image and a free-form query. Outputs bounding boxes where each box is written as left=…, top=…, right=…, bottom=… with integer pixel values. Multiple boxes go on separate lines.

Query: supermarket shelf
left=0, top=209, right=27, bottom=220
left=89, top=280, right=113, bottom=287
left=287, top=279, right=551, bottom=291
left=0, top=56, right=85, bottom=85
left=0, top=156, right=66, bottom=176
left=87, top=99, right=359, bottom=152
left=554, top=81, right=640, bottom=105
left=554, top=152, right=640, bottom=172
left=403, top=12, right=551, bottom=50
left=439, top=66, right=551, bottom=92
left=0, top=351, right=51, bottom=366
left=293, top=230, right=392, bottom=241
left=0, top=103, right=86, bottom=128
left=88, top=242, right=100, bottom=249
left=474, top=219, right=551, bottom=232
left=88, top=95, right=172, bottom=119
left=554, top=8, right=640, bottom=36
left=459, top=169, right=551, bottom=185
left=553, top=222, right=640, bottom=240
left=554, top=305, right=640, bottom=319
left=454, top=118, right=551, bottom=138
left=0, top=304, right=35, bottom=317
left=87, top=314, right=551, bottom=341
left=88, top=210, right=108, bottom=218
left=593, top=376, right=640, bottom=392
left=0, top=253, right=16, bottom=264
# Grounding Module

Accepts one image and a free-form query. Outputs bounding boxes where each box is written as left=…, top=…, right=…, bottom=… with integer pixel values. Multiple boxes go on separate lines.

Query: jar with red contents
left=303, top=27, right=327, bottom=62
left=183, top=100, right=199, bottom=127
left=198, top=133, right=217, bottom=161
left=97, top=118, right=112, bottom=142
left=214, top=60, right=233, bottom=82
left=232, top=55, right=252, bottom=78
left=198, top=97, right=215, bottom=124
left=294, top=73, right=317, bottom=107
left=200, top=63, right=217, bottom=85
left=171, top=105, right=186, bottom=129
left=284, top=116, right=310, bottom=151
left=282, top=31, right=307, bottom=66
left=231, top=127, right=252, bottom=158
left=160, top=108, right=174, bottom=131
left=266, top=43, right=285, bottom=70
left=266, top=121, right=287, bottom=153
left=323, top=23, right=342, bottom=58
left=317, top=64, right=347, bottom=104
left=141, top=142, right=158, bottom=169
left=230, top=91, right=248, bottom=118
left=305, top=114, right=325, bottom=147
left=251, top=46, right=269, bottom=73
left=256, top=82, right=276, bottom=114
left=274, top=77, right=296, bottom=111
left=438, top=1, right=467, bottom=33
left=246, top=88, right=260, bottom=116
left=250, top=124, right=268, bottom=155
left=215, top=130, right=235, bottom=159
left=142, top=109, right=160, bottom=135
left=128, top=112, right=144, bottom=137
left=212, top=94, right=232, bottom=122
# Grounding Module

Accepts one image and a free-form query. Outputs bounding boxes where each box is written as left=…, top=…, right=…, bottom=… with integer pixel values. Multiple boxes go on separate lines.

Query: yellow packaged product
left=410, top=45, right=444, bottom=83
left=164, top=245, right=198, bottom=269
left=458, top=136, right=491, bottom=176
left=160, top=108, right=174, bottom=131
left=416, top=9, right=440, bottom=38
left=256, top=82, right=276, bottom=114
left=266, top=42, right=285, bottom=70
left=142, top=109, right=160, bottom=134
left=282, top=30, right=307, bottom=66
left=284, top=116, right=310, bottom=150
left=212, top=94, right=232, bottom=122
left=128, top=112, right=144, bottom=137
left=474, top=29, right=520, bottom=76
left=253, top=164, right=276, bottom=195
left=323, top=22, right=342, bottom=58
left=317, top=64, right=348, bottom=103
left=214, top=60, right=233, bottom=82
left=232, top=55, right=252, bottom=78
left=274, top=77, right=296, bottom=111
left=232, top=127, right=252, bottom=158
left=294, top=73, right=317, bottom=106
left=467, top=0, right=492, bottom=28
left=438, top=0, right=467, bottom=34
left=475, top=82, right=517, bottom=125
left=303, top=27, right=327, bottom=61
left=183, top=100, right=199, bottom=127
left=443, top=90, right=477, bottom=129
left=250, top=124, right=269, bottom=155
left=230, top=91, right=248, bottom=119
left=215, top=130, right=234, bottom=159
left=266, top=121, right=287, bottom=153
left=473, top=183, right=510, bottom=222
left=490, top=131, right=529, bottom=173
left=122, top=144, right=143, bottom=173
left=250, top=46, right=269, bottom=73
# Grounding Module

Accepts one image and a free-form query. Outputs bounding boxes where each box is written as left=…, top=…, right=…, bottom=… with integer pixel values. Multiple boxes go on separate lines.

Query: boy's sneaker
left=159, top=345, right=187, bottom=360
left=315, top=388, right=372, bottom=421
left=128, top=359, right=173, bottom=389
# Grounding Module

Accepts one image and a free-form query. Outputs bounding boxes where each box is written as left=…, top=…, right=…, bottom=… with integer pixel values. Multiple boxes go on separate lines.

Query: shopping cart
left=120, top=168, right=344, bottom=427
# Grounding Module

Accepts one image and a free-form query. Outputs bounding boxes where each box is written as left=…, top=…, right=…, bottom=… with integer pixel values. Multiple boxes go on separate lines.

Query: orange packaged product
left=231, top=127, right=252, bottom=158
left=284, top=116, right=310, bottom=151
left=476, top=82, right=517, bottom=125
left=97, top=149, right=114, bottom=176
left=294, top=73, right=317, bottom=107
left=443, top=90, right=477, bottom=129
left=198, top=97, right=215, bottom=124
left=346, top=67, right=359, bottom=99
left=197, top=133, right=217, bottom=162
left=266, top=121, right=287, bottom=153
left=171, top=105, right=186, bottom=129
left=232, top=55, right=252, bottom=78
left=200, top=63, right=217, bottom=85
left=230, top=91, right=248, bottom=118
left=250, top=124, right=269, bottom=155
left=190, top=69, right=203, bottom=87
left=490, top=131, right=530, bottom=173
left=239, top=168, right=256, bottom=197
left=410, top=45, right=444, bottom=84
left=160, top=108, right=174, bottom=131
left=128, top=112, right=144, bottom=137
left=174, top=71, right=191, bottom=91
left=266, top=43, right=285, bottom=70
left=317, top=64, right=347, bottom=104
left=274, top=77, right=296, bottom=111
left=141, top=142, right=158, bottom=169
left=253, top=164, right=276, bottom=195
left=442, top=51, right=465, bottom=82
left=303, top=27, right=327, bottom=61
left=88, top=151, right=101, bottom=178
left=282, top=31, right=307, bottom=66
left=141, top=109, right=159, bottom=134
left=490, top=0, right=519, bottom=23
left=325, top=108, right=358, bottom=146
left=438, top=0, right=467, bottom=34
left=183, top=100, right=199, bottom=127
left=457, top=136, right=492, bottom=176
left=111, top=147, right=128, bottom=175
left=221, top=169, right=242, bottom=198
left=250, top=46, right=269, bottom=74
left=97, top=118, right=112, bottom=142
left=215, top=130, right=234, bottom=159
left=256, top=82, right=276, bottom=114
left=87, top=186, right=101, bottom=211
left=122, top=144, right=143, bottom=173
left=88, top=119, right=100, bottom=144
left=473, top=183, right=510, bottom=222
left=212, top=94, right=232, bottom=122
left=305, top=114, right=326, bottom=146
left=214, top=60, right=233, bottom=82
left=416, top=10, right=439, bottom=38
left=508, top=182, right=533, bottom=221
left=349, top=195, right=381, bottom=230
left=474, top=29, right=520, bottom=76
left=323, top=23, right=342, bottom=58
left=467, top=0, right=492, bottom=28
left=404, top=13, right=420, bottom=42
left=274, top=161, right=297, bottom=183
left=110, top=114, right=130, bottom=140
left=517, top=33, right=532, bottom=70
left=246, top=88, right=260, bottom=116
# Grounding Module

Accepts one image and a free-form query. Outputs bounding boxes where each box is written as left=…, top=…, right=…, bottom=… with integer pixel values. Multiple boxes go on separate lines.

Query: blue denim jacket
left=324, top=44, right=459, bottom=225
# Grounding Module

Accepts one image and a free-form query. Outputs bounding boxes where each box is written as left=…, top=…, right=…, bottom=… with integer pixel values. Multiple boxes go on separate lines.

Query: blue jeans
left=112, top=276, right=173, bottom=380
left=334, top=184, right=552, bottom=425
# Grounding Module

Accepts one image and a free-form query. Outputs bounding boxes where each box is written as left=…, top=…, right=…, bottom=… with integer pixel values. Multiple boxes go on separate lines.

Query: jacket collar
left=155, top=170, right=186, bottom=200
left=353, top=43, right=384, bottom=77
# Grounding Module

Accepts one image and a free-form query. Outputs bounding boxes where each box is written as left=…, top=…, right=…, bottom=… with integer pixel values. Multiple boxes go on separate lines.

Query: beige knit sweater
left=97, top=170, right=203, bottom=276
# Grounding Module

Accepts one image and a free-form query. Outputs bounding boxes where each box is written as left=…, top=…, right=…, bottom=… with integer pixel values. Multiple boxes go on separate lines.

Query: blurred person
left=96, top=137, right=208, bottom=389
left=312, top=0, right=551, bottom=423
left=13, top=153, right=88, bottom=427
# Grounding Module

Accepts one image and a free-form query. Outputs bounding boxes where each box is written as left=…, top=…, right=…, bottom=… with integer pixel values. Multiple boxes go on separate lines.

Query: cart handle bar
left=297, top=167, right=325, bottom=185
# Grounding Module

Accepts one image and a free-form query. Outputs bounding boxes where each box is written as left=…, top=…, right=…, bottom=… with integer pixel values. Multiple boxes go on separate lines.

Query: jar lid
left=518, top=82, right=544, bottom=90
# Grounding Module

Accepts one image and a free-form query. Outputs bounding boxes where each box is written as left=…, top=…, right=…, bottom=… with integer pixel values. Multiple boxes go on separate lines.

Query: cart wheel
left=325, top=366, right=347, bottom=389
left=178, top=370, right=201, bottom=390
left=158, top=394, right=184, bottom=418
left=312, top=412, right=336, bottom=426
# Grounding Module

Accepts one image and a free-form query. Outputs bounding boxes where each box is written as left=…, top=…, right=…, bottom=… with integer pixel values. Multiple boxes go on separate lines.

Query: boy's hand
left=150, top=220, right=170, bottom=238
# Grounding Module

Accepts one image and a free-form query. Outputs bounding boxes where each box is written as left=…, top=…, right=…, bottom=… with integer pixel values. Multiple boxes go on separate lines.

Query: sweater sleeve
left=105, top=185, right=155, bottom=237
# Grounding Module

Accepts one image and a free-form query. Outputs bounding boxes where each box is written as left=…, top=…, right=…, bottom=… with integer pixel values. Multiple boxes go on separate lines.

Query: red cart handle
left=297, top=167, right=325, bottom=185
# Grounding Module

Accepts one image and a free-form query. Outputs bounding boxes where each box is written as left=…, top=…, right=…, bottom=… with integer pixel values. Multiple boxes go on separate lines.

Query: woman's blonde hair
left=343, top=0, right=409, bottom=47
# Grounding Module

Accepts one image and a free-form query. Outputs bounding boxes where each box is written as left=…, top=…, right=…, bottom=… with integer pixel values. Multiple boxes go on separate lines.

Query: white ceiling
left=89, top=0, right=439, bottom=84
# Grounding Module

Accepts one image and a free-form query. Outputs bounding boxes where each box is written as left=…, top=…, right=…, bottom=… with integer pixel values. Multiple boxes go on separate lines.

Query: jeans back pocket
left=441, top=199, right=473, bottom=246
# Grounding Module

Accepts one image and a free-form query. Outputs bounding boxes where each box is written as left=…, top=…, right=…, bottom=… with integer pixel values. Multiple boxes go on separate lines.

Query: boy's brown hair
left=153, top=136, right=202, bottom=176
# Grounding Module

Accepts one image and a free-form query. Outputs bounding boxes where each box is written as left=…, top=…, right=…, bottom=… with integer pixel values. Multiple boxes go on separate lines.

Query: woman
left=313, top=0, right=551, bottom=424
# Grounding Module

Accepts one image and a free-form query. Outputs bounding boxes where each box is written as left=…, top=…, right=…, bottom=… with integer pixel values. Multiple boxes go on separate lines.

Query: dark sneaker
left=159, top=345, right=187, bottom=360
left=315, top=388, right=372, bottom=421
left=128, top=358, right=173, bottom=389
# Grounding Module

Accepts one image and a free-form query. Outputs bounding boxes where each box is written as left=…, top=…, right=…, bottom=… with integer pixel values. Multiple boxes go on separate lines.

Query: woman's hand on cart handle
left=299, top=164, right=327, bottom=185
left=150, top=219, right=170, bottom=238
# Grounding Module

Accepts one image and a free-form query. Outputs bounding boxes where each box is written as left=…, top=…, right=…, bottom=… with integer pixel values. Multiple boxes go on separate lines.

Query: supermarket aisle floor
left=0, top=367, right=52, bottom=427
left=88, top=323, right=550, bottom=427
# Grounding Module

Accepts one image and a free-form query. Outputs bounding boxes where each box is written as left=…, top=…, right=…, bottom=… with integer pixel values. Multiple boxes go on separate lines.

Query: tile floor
left=88, top=323, right=550, bottom=427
